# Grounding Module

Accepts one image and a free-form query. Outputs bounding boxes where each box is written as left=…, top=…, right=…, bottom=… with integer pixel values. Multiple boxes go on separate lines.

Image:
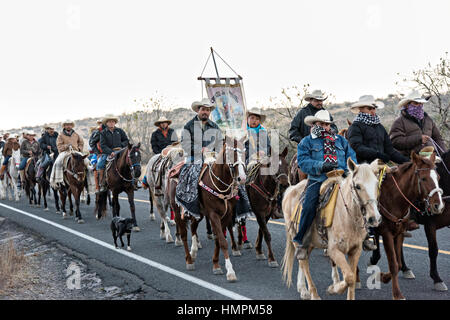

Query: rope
left=429, top=137, right=450, bottom=175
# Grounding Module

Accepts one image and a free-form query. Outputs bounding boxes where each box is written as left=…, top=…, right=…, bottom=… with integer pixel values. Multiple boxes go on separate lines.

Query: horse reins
left=114, top=148, right=140, bottom=184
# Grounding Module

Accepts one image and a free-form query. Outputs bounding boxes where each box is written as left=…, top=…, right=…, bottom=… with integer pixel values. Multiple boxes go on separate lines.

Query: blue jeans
left=2, top=156, right=11, bottom=166
left=293, top=180, right=323, bottom=246
left=96, top=154, right=108, bottom=170
left=19, top=157, right=29, bottom=170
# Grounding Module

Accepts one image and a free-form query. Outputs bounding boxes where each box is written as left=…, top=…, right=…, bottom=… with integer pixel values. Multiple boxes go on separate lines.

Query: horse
left=96, top=143, right=142, bottom=231
left=37, top=154, right=60, bottom=212
left=282, top=159, right=382, bottom=300
left=145, top=143, right=184, bottom=243
left=242, top=146, right=290, bottom=267
left=58, top=152, right=89, bottom=223
left=0, top=149, right=21, bottom=202
left=367, top=149, right=450, bottom=292
left=23, top=156, right=39, bottom=206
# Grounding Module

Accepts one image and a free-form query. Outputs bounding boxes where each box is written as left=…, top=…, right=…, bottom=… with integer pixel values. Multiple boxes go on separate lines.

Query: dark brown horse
left=169, top=137, right=246, bottom=282
left=96, top=143, right=142, bottom=231
left=368, top=152, right=444, bottom=299
left=37, top=156, right=60, bottom=213
left=59, top=152, right=89, bottom=223
left=242, top=146, right=290, bottom=267
left=24, top=156, right=38, bottom=206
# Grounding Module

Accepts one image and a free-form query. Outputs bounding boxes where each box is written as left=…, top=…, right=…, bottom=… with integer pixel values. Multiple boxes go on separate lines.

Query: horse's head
left=411, top=151, right=444, bottom=215
left=347, top=158, right=382, bottom=228
left=222, top=136, right=246, bottom=185
left=70, top=153, right=88, bottom=183
left=12, top=149, right=21, bottom=169
left=127, top=142, right=142, bottom=180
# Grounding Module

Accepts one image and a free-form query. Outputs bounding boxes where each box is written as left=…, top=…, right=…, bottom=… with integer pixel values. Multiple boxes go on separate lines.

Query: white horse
left=282, top=159, right=382, bottom=300
left=0, top=149, right=21, bottom=202
left=145, top=143, right=184, bottom=244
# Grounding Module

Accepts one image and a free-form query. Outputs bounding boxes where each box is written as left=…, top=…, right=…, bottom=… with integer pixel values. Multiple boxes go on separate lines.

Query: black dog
left=110, top=217, right=134, bottom=251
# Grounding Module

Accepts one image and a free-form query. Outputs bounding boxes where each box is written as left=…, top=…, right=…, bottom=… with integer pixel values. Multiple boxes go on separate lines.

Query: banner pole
left=210, top=47, right=221, bottom=80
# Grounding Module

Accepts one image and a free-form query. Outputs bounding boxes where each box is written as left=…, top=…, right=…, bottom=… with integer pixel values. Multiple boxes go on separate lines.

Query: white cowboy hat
left=304, top=89, right=328, bottom=102
left=350, top=95, right=385, bottom=114
left=9, top=134, right=19, bottom=140
left=397, top=90, right=429, bottom=109
left=102, top=116, right=119, bottom=125
left=191, top=98, right=215, bottom=112
left=246, top=109, right=266, bottom=123
left=154, top=116, right=172, bottom=127
left=62, top=120, right=75, bottom=127
left=304, top=110, right=334, bottom=126
left=96, top=119, right=103, bottom=124
left=26, top=130, right=36, bottom=136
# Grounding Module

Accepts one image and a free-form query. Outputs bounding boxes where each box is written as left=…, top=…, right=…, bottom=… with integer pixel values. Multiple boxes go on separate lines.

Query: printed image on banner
left=206, top=83, right=246, bottom=131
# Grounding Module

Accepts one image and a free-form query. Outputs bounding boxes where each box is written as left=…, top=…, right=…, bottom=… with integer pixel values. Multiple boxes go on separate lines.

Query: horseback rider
left=389, top=90, right=447, bottom=157
left=142, top=116, right=178, bottom=189
left=88, top=120, right=105, bottom=192
left=18, top=130, right=41, bottom=187
left=347, top=95, right=411, bottom=249
left=36, top=126, right=59, bottom=181
left=50, top=120, right=85, bottom=189
left=293, top=110, right=357, bottom=260
left=289, top=90, right=339, bottom=180
left=97, top=116, right=130, bottom=193
left=0, top=133, right=8, bottom=150
left=245, top=109, right=271, bottom=166
left=0, top=134, right=20, bottom=180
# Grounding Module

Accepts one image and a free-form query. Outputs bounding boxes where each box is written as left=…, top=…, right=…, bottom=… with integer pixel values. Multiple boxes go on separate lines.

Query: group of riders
left=0, top=89, right=447, bottom=261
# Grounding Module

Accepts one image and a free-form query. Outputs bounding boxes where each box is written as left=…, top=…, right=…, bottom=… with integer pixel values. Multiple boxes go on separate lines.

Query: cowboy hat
left=350, top=95, right=385, bottom=114
left=8, top=134, right=19, bottom=140
left=191, top=98, right=215, bottom=112
left=304, top=89, right=328, bottom=102
left=102, top=116, right=119, bottom=125
left=26, top=130, right=36, bottom=136
left=154, top=116, right=172, bottom=127
left=62, top=120, right=75, bottom=127
left=44, top=125, right=55, bottom=130
left=246, top=109, right=266, bottom=123
left=96, top=119, right=103, bottom=124
left=397, top=90, right=429, bottom=109
left=304, top=110, right=334, bottom=126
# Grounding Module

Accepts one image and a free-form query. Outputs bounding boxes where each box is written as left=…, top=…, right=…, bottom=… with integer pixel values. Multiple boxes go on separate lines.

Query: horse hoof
left=268, top=261, right=279, bottom=268
left=166, top=236, right=174, bottom=244
left=196, top=241, right=202, bottom=249
left=169, top=220, right=176, bottom=226
left=434, top=282, right=448, bottom=291
left=207, top=233, right=213, bottom=240
left=127, top=246, right=132, bottom=251
left=300, top=290, right=311, bottom=300
left=356, top=281, right=362, bottom=289
left=132, top=226, right=141, bottom=232
left=69, top=211, right=73, bottom=216
left=243, top=242, right=253, bottom=249
left=256, top=254, right=266, bottom=260
left=402, top=269, right=416, bottom=279
left=62, top=213, right=67, bottom=219
left=77, top=219, right=85, bottom=224
left=44, top=208, right=49, bottom=211
left=213, top=268, right=223, bottom=275
left=327, top=285, right=338, bottom=295
left=175, top=239, right=183, bottom=247
left=186, top=263, right=195, bottom=271
left=323, top=249, right=329, bottom=257
left=232, top=250, right=241, bottom=257
left=55, top=211, right=60, bottom=215
left=149, top=214, right=156, bottom=221
left=227, top=273, right=237, bottom=282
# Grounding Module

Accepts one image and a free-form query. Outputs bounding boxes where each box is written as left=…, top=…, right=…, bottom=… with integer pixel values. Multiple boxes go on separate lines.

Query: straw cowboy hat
left=8, top=134, right=19, bottom=140
left=305, top=89, right=328, bottom=102
left=246, top=109, right=267, bottom=123
left=26, top=130, right=36, bottom=136
left=44, top=125, right=55, bottom=130
left=102, top=116, right=119, bottom=125
left=350, top=95, right=385, bottom=114
left=304, top=110, right=334, bottom=126
left=191, top=98, right=215, bottom=112
left=154, top=116, right=172, bottom=127
left=62, top=120, right=75, bottom=127
left=96, top=119, right=103, bottom=124
left=397, top=90, right=429, bottom=109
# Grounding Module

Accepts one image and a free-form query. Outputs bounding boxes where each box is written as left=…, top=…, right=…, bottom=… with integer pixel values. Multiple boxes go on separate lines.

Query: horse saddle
left=161, top=142, right=181, bottom=158
left=168, top=160, right=185, bottom=180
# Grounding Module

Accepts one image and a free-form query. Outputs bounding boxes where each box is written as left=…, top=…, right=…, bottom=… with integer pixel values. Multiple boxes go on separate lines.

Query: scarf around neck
left=354, top=112, right=381, bottom=126
left=311, top=125, right=338, bottom=165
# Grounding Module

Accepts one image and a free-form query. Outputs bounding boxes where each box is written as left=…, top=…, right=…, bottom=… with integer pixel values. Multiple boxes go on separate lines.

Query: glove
left=376, top=152, right=390, bottom=164
left=322, top=162, right=338, bottom=173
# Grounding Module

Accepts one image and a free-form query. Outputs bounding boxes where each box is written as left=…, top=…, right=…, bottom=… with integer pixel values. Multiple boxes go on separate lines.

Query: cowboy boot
left=270, top=202, right=284, bottom=219
left=98, top=169, right=106, bottom=192
left=0, top=164, right=7, bottom=180
left=94, top=170, right=100, bottom=194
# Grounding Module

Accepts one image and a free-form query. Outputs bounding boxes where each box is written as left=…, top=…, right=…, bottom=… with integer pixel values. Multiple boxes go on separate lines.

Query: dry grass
left=0, top=239, right=30, bottom=295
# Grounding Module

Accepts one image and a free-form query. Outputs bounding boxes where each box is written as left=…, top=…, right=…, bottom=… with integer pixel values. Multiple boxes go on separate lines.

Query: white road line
left=0, top=202, right=250, bottom=300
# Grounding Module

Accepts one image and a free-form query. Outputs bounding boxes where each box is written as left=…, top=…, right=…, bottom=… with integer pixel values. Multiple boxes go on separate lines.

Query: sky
left=0, top=0, right=449, bottom=130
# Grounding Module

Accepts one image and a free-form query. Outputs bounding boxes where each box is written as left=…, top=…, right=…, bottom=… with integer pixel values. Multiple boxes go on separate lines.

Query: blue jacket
left=297, top=134, right=357, bottom=182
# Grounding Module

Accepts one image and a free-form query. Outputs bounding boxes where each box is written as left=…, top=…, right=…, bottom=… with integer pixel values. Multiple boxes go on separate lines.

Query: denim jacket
left=297, top=134, right=357, bottom=182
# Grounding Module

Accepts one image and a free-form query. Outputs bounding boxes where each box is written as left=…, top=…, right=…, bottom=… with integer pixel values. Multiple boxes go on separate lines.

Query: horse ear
left=136, top=142, right=141, bottom=149
left=82, top=154, right=88, bottom=160
left=281, top=146, right=288, bottom=158
left=411, top=151, right=419, bottom=163
left=128, top=143, right=132, bottom=150
left=347, top=158, right=357, bottom=173
left=347, top=119, right=353, bottom=126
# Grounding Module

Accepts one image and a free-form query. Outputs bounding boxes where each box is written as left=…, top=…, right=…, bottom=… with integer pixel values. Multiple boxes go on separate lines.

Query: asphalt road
left=1, top=188, right=449, bottom=300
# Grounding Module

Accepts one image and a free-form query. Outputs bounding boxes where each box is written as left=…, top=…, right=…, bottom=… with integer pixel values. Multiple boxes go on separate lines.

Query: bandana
left=311, top=125, right=338, bottom=165
left=159, top=127, right=169, bottom=138
left=404, top=103, right=424, bottom=120
left=247, top=124, right=265, bottom=134
left=353, top=112, right=381, bottom=126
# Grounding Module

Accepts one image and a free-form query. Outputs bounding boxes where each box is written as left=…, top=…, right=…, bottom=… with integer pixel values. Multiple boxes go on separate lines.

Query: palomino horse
left=244, top=146, right=290, bottom=267
left=282, top=159, right=382, bottom=300
left=37, top=155, right=61, bottom=213
left=368, top=150, right=449, bottom=292
left=96, top=143, right=142, bottom=231
left=59, top=152, right=89, bottom=223
left=145, top=143, right=184, bottom=243
left=0, top=149, right=21, bottom=202
left=23, top=156, right=39, bottom=206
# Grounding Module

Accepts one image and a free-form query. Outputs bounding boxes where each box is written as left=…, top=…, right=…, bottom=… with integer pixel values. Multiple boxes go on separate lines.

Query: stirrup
left=363, top=237, right=377, bottom=251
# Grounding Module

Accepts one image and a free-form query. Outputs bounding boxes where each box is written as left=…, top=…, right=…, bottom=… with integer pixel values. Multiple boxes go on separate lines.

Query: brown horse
left=169, top=137, right=246, bottom=281
left=365, top=152, right=444, bottom=299
left=59, top=152, right=89, bottom=223
left=244, top=146, right=290, bottom=267
left=96, top=143, right=142, bottom=231
left=23, top=156, right=39, bottom=206
left=37, top=156, right=60, bottom=213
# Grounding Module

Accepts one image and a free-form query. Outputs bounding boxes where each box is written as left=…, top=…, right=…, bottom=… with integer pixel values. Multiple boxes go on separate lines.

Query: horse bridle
left=115, top=148, right=141, bottom=183
left=415, top=167, right=443, bottom=214
left=66, top=156, right=86, bottom=183
left=208, top=145, right=245, bottom=192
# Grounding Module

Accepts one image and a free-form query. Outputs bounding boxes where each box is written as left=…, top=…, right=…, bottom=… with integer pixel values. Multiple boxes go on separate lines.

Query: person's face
left=198, top=106, right=212, bottom=121
left=310, top=98, right=324, bottom=109
left=314, top=121, right=331, bottom=131
left=408, top=101, right=423, bottom=108
left=247, top=115, right=261, bottom=128
left=27, top=134, right=35, bottom=141
left=359, top=106, right=376, bottom=116
left=159, top=122, right=169, bottom=130
left=48, top=128, right=55, bottom=135
left=106, top=120, right=116, bottom=129
left=64, top=124, right=73, bottom=131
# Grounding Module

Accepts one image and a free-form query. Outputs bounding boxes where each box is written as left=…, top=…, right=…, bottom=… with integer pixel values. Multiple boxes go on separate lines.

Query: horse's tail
left=96, top=191, right=108, bottom=219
